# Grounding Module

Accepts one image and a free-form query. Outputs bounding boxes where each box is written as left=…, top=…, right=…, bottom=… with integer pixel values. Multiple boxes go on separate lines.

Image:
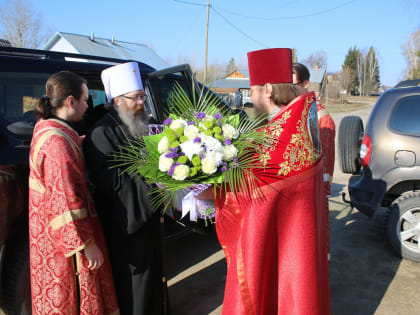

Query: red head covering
left=247, top=48, right=292, bottom=86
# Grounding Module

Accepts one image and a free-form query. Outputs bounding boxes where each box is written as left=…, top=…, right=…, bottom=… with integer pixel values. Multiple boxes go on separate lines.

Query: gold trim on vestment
left=29, top=177, right=45, bottom=193
left=50, top=208, right=88, bottom=231
left=32, top=125, right=81, bottom=176
left=65, top=238, right=93, bottom=258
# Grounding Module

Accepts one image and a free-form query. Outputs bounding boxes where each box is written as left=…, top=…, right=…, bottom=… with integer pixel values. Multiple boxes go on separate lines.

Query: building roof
left=307, top=66, right=327, bottom=84
left=210, top=78, right=250, bottom=89
left=43, top=32, right=168, bottom=70
left=225, top=69, right=249, bottom=79
left=0, top=39, right=12, bottom=47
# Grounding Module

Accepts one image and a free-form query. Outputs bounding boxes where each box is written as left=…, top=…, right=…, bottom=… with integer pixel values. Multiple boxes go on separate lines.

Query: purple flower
left=215, top=112, right=222, bottom=120
left=165, top=152, right=178, bottom=159
left=187, top=120, right=196, bottom=125
left=167, top=164, right=176, bottom=176
left=163, top=117, right=172, bottom=125
left=233, top=157, right=239, bottom=165
left=178, top=152, right=185, bottom=156
left=224, top=139, right=232, bottom=145
left=220, top=162, right=228, bottom=172
left=199, top=153, right=206, bottom=159
left=217, top=120, right=222, bottom=126
left=196, top=112, right=206, bottom=119
left=193, top=137, right=201, bottom=143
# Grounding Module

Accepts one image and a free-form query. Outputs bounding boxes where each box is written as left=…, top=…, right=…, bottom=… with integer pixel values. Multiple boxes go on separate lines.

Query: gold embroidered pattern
left=259, top=151, right=271, bottom=167
left=277, top=96, right=321, bottom=176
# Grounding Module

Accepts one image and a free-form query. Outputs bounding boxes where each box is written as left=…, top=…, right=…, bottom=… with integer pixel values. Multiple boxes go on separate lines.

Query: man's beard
left=116, top=106, right=149, bottom=139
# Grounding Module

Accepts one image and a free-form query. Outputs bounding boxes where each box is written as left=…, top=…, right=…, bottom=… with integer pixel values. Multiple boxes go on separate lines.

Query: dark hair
left=292, top=63, right=310, bottom=83
left=271, top=83, right=302, bottom=106
left=35, top=71, right=87, bottom=119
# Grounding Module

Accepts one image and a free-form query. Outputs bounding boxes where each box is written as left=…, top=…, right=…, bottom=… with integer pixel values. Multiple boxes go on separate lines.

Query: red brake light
left=360, top=134, right=372, bottom=168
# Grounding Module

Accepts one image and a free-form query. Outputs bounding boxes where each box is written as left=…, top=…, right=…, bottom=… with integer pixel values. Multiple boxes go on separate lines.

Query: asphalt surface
left=165, top=105, right=420, bottom=315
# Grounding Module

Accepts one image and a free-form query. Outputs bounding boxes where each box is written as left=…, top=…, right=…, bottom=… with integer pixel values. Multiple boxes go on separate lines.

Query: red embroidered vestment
left=29, top=119, right=119, bottom=315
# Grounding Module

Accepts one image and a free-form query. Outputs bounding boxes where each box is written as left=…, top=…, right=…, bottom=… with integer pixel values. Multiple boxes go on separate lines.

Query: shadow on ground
left=165, top=228, right=226, bottom=314
left=329, top=199, right=402, bottom=315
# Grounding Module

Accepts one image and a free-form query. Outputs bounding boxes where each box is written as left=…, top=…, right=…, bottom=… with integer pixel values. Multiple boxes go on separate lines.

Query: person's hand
left=84, top=242, right=104, bottom=270
left=79, top=135, right=86, bottom=143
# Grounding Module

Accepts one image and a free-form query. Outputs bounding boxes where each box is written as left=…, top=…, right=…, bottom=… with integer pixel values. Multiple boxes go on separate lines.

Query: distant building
left=0, top=39, right=12, bottom=47
left=43, top=32, right=168, bottom=70
left=210, top=66, right=327, bottom=107
left=210, top=70, right=250, bottom=108
left=307, top=65, right=327, bottom=98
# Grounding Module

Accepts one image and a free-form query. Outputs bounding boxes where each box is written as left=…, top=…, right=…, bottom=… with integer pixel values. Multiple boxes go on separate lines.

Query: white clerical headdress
left=101, top=62, right=144, bottom=102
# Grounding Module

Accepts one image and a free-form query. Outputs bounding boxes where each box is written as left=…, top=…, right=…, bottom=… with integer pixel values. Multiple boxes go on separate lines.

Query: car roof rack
left=394, top=79, right=420, bottom=88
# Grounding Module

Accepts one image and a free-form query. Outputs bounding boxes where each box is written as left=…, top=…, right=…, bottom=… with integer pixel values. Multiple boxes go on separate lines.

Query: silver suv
left=339, top=79, right=420, bottom=262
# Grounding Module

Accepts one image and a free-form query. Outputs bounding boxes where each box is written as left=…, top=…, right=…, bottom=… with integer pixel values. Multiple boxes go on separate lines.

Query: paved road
left=165, top=104, right=420, bottom=315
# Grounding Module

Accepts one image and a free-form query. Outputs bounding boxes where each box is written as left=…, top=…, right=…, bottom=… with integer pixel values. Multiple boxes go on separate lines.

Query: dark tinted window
left=389, top=95, right=420, bottom=136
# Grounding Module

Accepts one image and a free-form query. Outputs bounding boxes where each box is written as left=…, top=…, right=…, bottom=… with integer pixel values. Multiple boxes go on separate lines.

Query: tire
left=338, top=116, right=364, bottom=174
left=387, top=192, right=420, bottom=262
left=2, top=240, right=31, bottom=315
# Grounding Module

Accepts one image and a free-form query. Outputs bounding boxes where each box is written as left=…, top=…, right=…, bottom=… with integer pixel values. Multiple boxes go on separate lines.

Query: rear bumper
left=348, top=169, right=386, bottom=217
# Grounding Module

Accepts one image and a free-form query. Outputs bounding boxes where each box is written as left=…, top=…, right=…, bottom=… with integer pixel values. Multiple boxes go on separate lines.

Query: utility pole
left=203, top=0, right=210, bottom=85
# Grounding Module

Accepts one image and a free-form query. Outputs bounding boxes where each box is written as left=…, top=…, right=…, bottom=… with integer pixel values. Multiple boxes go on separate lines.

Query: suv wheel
left=338, top=116, right=364, bottom=174
left=387, top=192, right=420, bottom=262
left=2, top=240, right=31, bottom=315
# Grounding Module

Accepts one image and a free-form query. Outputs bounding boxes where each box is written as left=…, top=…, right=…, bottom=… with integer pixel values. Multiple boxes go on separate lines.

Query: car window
left=389, top=95, right=420, bottom=136
left=0, top=72, right=48, bottom=124
left=150, top=71, right=192, bottom=113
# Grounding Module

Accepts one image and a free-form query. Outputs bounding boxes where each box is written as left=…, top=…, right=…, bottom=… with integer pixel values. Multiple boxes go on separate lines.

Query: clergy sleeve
left=42, top=135, right=95, bottom=257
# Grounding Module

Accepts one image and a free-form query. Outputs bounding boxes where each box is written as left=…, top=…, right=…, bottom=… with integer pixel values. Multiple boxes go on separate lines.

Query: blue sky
left=2, top=0, right=419, bottom=86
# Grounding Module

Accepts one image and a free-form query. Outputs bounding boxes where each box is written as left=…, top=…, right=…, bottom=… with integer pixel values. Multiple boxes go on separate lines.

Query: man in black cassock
left=83, top=62, right=164, bottom=315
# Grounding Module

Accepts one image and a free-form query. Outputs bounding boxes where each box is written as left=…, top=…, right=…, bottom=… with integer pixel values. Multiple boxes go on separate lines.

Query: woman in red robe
left=28, top=71, right=119, bottom=315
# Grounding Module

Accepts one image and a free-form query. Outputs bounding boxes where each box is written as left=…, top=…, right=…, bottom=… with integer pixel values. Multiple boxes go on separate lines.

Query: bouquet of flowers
left=112, top=82, right=269, bottom=215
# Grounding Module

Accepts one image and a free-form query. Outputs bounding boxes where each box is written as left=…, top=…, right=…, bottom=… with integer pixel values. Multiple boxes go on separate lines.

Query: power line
left=172, top=0, right=269, bottom=48
left=212, top=0, right=359, bottom=21
left=211, top=6, right=269, bottom=48
left=172, top=0, right=207, bottom=7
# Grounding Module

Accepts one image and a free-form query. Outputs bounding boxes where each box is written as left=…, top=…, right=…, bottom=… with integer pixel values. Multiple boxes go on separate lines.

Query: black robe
left=83, top=109, right=164, bottom=315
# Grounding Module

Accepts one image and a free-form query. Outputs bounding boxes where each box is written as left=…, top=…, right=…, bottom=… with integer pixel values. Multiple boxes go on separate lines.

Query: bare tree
left=401, top=28, right=420, bottom=79
left=364, top=47, right=380, bottom=94
left=303, top=50, right=328, bottom=69
left=340, top=66, right=353, bottom=94
left=0, top=0, right=52, bottom=48
left=355, top=49, right=366, bottom=95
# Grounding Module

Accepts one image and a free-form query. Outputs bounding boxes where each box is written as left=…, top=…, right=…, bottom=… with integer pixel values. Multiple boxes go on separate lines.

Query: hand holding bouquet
left=112, top=82, right=269, bottom=214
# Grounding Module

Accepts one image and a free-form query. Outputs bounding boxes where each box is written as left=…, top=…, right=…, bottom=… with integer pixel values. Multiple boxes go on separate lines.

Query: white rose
left=223, top=145, right=238, bottom=161
left=184, top=125, right=200, bottom=140
left=201, top=157, right=218, bottom=174
left=169, top=119, right=188, bottom=132
left=222, top=123, right=239, bottom=140
left=179, top=140, right=203, bottom=160
left=206, top=150, right=224, bottom=165
left=158, top=154, right=174, bottom=172
left=158, top=136, right=170, bottom=154
left=172, top=164, right=189, bottom=180
left=202, top=134, right=223, bottom=152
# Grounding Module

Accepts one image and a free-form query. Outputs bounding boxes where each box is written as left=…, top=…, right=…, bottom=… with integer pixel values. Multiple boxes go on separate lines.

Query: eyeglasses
left=121, top=94, right=147, bottom=102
